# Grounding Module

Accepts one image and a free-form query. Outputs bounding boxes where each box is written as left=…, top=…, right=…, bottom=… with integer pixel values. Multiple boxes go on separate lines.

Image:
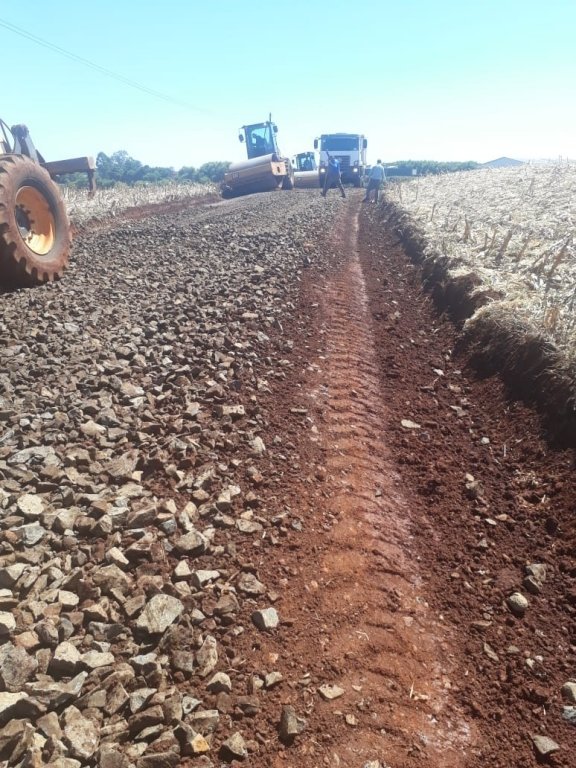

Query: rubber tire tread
left=281, top=170, right=295, bottom=190
left=0, top=155, right=71, bottom=287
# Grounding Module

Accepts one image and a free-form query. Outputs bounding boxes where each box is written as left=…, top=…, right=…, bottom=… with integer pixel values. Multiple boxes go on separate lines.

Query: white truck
left=314, top=133, right=368, bottom=187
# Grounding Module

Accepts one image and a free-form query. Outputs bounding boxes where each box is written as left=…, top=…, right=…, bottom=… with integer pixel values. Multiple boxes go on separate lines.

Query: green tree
left=177, top=166, right=199, bottom=182
left=90, top=152, right=231, bottom=188
left=197, top=161, right=231, bottom=183
left=96, top=150, right=144, bottom=184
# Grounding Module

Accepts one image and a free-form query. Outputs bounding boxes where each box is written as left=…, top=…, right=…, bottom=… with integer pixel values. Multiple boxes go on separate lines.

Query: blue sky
left=2, top=1, right=575, bottom=169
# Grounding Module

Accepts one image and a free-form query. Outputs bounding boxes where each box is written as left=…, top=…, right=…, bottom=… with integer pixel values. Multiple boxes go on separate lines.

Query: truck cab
left=314, top=133, right=368, bottom=187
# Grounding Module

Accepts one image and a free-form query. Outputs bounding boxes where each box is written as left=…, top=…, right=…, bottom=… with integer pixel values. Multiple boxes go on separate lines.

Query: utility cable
left=0, top=16, right=211, bottom=114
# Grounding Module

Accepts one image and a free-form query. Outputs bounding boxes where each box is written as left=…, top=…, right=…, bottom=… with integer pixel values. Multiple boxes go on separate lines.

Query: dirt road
left=0, top=190, right=573, bottom=767
left=246, top=193, right=576, bottom=768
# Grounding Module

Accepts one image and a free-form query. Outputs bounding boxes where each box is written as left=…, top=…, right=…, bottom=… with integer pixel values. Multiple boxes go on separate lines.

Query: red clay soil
left=232, top=195, right=576, bottom=767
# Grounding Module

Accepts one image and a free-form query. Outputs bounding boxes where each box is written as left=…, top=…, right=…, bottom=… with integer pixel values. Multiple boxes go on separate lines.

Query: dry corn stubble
left=389, top=163, right=576, bottom=354
left=62, top=180, right=216, bottom=225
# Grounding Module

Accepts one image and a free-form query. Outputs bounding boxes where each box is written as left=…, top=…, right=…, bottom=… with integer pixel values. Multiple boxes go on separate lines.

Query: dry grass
left=62, top=181, right=216, bottom=225
left=386, top=163, right=576, bottom=355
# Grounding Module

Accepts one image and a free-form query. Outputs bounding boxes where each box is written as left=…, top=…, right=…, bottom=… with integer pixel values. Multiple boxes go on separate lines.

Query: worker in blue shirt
left=321, top=153, right=346, bottom=199
left=363, top=159, right=386, bottom=203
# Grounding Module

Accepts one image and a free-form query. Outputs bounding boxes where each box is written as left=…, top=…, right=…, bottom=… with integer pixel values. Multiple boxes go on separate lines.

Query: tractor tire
left=0, top=155, right=71, bottom=287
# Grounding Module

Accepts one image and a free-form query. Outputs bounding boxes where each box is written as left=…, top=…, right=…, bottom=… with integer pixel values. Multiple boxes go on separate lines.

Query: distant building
left=480, top=157, right=524, bottom=168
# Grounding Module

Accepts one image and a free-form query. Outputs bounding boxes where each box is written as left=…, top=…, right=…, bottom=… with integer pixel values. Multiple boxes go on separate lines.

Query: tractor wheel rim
left=15, top=186, right=55, bottom=256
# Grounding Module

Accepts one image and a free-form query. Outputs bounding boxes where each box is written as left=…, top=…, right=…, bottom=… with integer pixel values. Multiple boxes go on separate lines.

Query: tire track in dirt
left=273, top=199, right=475, bottom=767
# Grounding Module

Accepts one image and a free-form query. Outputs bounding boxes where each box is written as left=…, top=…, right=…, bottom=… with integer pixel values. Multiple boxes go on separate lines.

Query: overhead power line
left=0, top=16, right=210, bottom=113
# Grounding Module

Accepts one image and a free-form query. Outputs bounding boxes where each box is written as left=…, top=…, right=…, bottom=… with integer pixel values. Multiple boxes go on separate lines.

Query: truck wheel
left=0, top=155, right=71, bottom=287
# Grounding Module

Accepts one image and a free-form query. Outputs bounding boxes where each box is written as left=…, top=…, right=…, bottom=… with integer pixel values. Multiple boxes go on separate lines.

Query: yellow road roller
left=221, top=117, right=294, bottom=198
left=292, top=151, right=320, bottom=189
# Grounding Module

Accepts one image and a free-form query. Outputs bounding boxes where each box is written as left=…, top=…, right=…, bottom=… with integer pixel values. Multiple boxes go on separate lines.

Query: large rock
left=252, top=607, right=279, bottom=630
left=173, top=529, right=208, bottom=556
left=128, top=704, right=164, bottom=736
left=16, top=523, right=46, bottom=546
left=190, top=570, right=220, bottom=589
left=562, top=680, right=576, bottom=704
left=92, top=564, right=131, bottom=593
left=25, top=671, right=87, bottom=708
left=0, top=692, right=43, bottom=726
left=0, top=719, right=28, bottom=755
left=531, top=734, right=560, bottom=757
left=237, top=572, right=266, bottom=596
left=50, top=641, right=82, bottom=677
left=81, top=650, right=115, bottom=670
left=506, top=592, right=528, bottom=617
left=16, top=494, right=44, bottom=519
left=99, top=745, right=131, bottom=768
left=136, top=753, right=179, bottom=768
left=62, top=705, right=100, bottom=760
left=129, top=688, right=156, bottom=715
left=279, top=705, right=306, bottom=743
left=0, top=563, right=27, bottom=589
left=196, top=635, right=218, bottom=678
left=318, top=683, right=345, bottom=700
left=136, top=594, right=184, bottom=634
left=206, top=672, right=232, bottom=694
left=221, top=731, right=247, bottom=760
left=36, top=711, right=62, bottom=740
left=0, top=646, right=38, bottom=691
left=189, top=709, right=219, bottom=734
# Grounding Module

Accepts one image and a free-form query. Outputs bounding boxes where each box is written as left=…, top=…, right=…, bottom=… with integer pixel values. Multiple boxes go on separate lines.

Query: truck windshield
left=321, top=136, right=360, bottom=151
left=245, top=123, right=276, bottom=159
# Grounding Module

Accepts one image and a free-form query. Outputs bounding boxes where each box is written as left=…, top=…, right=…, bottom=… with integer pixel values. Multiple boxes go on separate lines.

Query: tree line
left=385, top=160, right=479, bottom=176
left=61, top=150, right=231, bottom=189
left=61, top=151, right=481, bottom=189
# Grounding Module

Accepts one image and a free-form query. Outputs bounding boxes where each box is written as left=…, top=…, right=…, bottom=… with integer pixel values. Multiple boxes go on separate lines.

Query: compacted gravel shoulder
left=0, top=189, right=574, bottom=768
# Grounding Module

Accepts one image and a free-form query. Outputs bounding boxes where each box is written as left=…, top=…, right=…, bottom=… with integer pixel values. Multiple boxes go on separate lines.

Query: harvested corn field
left=0, top=188, right=574, bottom=768
left=382, top=164, right=576, bottom=429
left=386, top=164, right=576, bottom=348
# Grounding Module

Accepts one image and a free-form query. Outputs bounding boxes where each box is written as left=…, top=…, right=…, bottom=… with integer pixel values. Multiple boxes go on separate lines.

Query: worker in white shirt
left=363, top=160, right=386, bottom=203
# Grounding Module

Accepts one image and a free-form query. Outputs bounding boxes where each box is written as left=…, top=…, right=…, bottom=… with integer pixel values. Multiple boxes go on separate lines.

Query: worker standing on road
left=321, top=153, right=346, bottom=199
left=363, top=160, right=386, bottom=203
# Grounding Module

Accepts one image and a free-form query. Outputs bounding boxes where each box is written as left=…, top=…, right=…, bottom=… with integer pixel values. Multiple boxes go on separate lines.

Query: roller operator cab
left=292, top=152, right=317, bottom=172
left=314, top=133, right=368, bottom=187
left=239, top=120, right=280, bottom=159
